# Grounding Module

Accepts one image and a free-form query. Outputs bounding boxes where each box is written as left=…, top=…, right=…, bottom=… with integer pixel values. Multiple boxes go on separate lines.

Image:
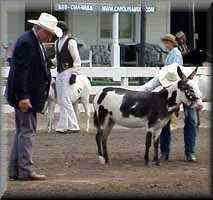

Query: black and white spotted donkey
left=93, top=66, right=203, bottom=166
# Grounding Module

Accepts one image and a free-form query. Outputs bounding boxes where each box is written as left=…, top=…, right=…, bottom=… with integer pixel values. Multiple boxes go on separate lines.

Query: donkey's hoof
left=98, top=156, right=106, bottom=165
left=105, top=160, right=111, bottom=165
left=155, top=161, right=160, bottom=166
left=46, top=127, right=51, bottom=132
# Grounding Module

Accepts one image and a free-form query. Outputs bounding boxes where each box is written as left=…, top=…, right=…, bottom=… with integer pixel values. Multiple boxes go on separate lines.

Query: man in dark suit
left=6, top=13, right=62, bottom=181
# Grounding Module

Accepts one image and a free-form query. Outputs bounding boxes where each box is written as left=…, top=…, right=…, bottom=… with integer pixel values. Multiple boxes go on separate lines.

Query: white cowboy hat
left=159, top=63, right=197, bottom=87
left=175, top=31, right=185, bottom=38
left=28, top=12, right=62, bottom=38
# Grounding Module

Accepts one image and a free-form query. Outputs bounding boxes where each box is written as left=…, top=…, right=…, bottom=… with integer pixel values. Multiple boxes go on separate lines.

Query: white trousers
left=56, top=69, right=79, bottom=131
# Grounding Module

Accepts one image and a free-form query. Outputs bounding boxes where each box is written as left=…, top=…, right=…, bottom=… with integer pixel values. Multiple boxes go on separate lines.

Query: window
left=119, top=13, right=132, bottom=38
left=100, top=13, right=133, bottom=39
left=100, top=13, right=112, bottom=38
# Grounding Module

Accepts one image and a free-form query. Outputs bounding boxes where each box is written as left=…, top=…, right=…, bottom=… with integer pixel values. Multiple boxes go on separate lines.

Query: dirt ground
left=2, top=111, right=212, bottom=198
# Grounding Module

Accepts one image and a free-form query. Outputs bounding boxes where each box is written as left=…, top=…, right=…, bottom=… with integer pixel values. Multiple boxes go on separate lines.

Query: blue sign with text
left=55, top=3, right=155, bottom=13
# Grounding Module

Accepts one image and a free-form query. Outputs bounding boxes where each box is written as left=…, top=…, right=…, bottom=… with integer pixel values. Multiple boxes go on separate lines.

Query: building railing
left=1, top=66, right=211, bottom=113
left=2, top=65, right=211, bottom=93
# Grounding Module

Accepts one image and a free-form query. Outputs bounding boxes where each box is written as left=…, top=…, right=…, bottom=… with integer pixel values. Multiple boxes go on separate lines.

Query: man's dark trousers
left=6, top=30, right=51, bottom=178
left=9, top=109, right=37, bottom=178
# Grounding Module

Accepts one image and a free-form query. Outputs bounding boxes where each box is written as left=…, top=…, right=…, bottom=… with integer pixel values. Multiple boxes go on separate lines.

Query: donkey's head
left=176, top=66, right=203, bottom=109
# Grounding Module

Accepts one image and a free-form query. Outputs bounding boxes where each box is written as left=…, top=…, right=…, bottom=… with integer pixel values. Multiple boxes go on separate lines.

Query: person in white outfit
left=52, top=21, right=81, bottom=134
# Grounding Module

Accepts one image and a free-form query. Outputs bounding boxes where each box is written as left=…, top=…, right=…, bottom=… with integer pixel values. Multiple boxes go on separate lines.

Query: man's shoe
left=9, top=175, right=18, bottom=181
left=55, top=130, right=67, bottom=134
left=186, top=153, right=197, bottom=162
left=18, top=172, right=46, bottom=181
left=160, top=153, right=169, bottom=161
left=67, top=129, right=80, bottom=134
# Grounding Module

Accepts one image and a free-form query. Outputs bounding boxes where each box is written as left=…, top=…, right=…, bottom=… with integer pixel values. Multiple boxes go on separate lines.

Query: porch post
left=192, top=1, right=196, bottom=49
left=0, top=57, right=7, bottom=199
left=111, top=12, right=120, bottom=67
left=138, top=2, right=146, bottom=66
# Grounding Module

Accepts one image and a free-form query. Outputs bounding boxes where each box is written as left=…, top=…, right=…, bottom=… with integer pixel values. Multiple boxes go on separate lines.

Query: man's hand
left=174, top=105, right=180, bottom=117
left=47, top=58, right=54, bottom=69
left=18, top=99, right=32, bottom=112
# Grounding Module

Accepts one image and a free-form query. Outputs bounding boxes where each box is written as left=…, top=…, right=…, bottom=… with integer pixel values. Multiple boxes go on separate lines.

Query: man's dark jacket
left=5, top=30, right=51, bottom=112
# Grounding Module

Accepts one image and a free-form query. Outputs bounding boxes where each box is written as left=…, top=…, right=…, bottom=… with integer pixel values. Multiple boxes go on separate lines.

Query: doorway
left=171, top=5, right=208, bottom=52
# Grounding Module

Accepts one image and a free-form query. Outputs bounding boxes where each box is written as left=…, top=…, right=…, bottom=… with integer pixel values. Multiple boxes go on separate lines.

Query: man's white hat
left=28, top=12, right=62, bottom=37
left=159, top=63, right=197, bottom=87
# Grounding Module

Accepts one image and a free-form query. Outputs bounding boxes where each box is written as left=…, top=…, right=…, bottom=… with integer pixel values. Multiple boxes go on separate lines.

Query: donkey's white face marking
left=176, top=86, right=190, bottom=106
left=177, top=79, right=202, bottom=108
left=187, top=79, right=202, bottom=99
left=176, top=66, right=203, bottom=109
left=187, top=79, right=203, bottom=108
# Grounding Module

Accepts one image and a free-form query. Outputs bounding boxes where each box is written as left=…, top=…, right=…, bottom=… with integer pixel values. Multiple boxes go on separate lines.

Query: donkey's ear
left=177, top=66, right=187, bottom=81
left=187, top=66, right=198, bottom=80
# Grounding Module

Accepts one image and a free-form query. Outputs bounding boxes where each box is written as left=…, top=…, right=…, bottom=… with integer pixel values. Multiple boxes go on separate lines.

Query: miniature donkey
left=93, top=66, right=202, bottom=166
left=42, top=75, right=91, bottom=132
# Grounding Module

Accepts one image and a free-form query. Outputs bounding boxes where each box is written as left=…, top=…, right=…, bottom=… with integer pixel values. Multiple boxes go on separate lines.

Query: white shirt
left=32, top=28, right=46, bottom=62
left=52, top=35, right=81, bottom=74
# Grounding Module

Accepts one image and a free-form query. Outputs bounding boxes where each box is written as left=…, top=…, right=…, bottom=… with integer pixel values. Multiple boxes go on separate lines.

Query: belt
left=57, top=62, right=73, bottom=73
left=61, top=62, right=73, bottom=70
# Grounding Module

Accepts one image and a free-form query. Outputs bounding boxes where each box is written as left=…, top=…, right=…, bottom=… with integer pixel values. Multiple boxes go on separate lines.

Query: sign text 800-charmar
left=56, top=3, right=155, bottom=13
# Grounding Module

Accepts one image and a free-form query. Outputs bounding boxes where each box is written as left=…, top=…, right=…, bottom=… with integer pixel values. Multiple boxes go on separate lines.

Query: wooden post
left=192, top=2, right=196, bottom=49
left=138, top=3, right=146, bottom=85
left=111, top=12, right=120, bottom=67
left=121, top=77, right=129, bottom=87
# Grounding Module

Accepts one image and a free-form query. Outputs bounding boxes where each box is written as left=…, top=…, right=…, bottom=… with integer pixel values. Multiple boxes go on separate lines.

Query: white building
left=0, top=0, right=171, bottom=55
left=0, top=0, right=211, bottom=64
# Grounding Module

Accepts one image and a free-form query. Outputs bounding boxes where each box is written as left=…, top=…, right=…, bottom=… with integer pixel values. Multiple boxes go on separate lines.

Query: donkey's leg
left=153, top=118, right=170, bottom=165
left=196, top=109, right=200, bottom=128
left=102, top=118, right=114, bottom=164
left=48, top=101, right=56, bottom=133
left=144, top=131, right=152, bottom=165
left=82, top=98, right=90, bottom=133
left=44, top=102, right=50, bottom=132
left=73, top=102, right=80, bottom=123
left=94, top=109, right=105, bottom=164
left=96, top=129, right=105, bottom=164
left=152, top=122, right=162, bottom=166
left=45, top=101, right=52, bottom=133
left=153, top=137, right=160, bottom=166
